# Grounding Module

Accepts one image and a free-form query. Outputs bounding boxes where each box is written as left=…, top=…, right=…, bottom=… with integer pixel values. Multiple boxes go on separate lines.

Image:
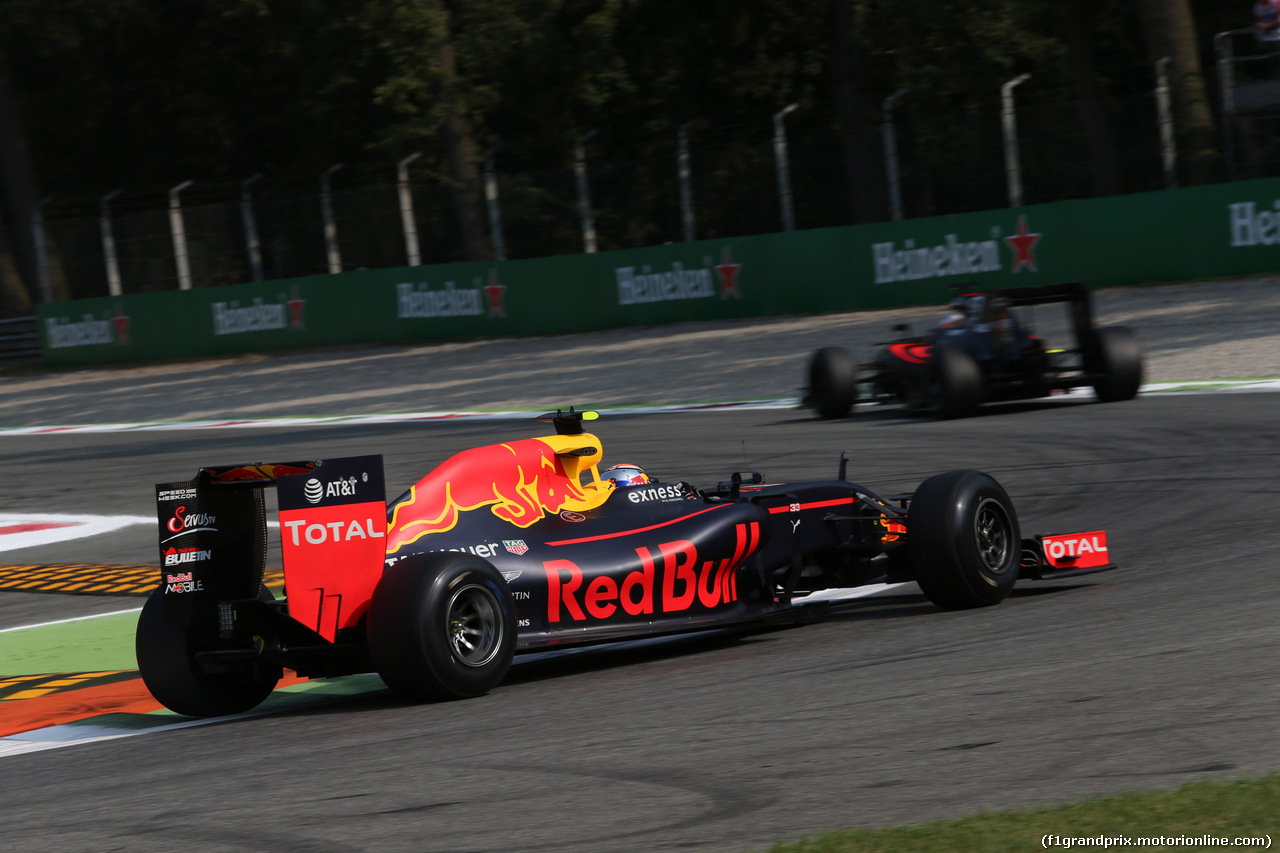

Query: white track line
left=0, top=607, right=142, bottom=634
left=0, top=717, right=223, bottom=758
left=0, top=381, right=1274, bottom=436
left=0, top=514, right=278, bottom=554
left=0, top=400, right=799, bottom=436
left=0, top=513, right=153, bottom=552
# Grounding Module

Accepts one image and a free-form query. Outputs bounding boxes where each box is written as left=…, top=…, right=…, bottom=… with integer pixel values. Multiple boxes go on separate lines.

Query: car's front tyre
left=908, top=470, right=1020, bottom=610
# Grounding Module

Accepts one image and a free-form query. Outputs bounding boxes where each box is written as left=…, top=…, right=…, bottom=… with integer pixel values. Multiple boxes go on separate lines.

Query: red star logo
left=287, top=287, right=306, bottom=330
left=714, top=247, right=741, bottom=299
left=1004, top=215, right=1041, bottom=273
left=484, top=269, right=506, bottom=318
left=111, top=307, right=130, bottom=345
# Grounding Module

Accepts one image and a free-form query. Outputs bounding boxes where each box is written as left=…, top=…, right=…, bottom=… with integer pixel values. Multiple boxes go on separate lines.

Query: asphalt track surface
left=0, top=388, right=1278, bottom=852
left=1, top=279, right=1279, bottom=852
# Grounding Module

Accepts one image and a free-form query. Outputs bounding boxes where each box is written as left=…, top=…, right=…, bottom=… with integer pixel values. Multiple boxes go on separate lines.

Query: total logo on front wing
left=1041, top=530, right=1109, bottom=569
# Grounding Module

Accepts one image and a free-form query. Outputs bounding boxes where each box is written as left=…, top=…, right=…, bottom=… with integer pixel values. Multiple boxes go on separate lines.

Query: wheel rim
left=446, top=583, right=504, bottom=667
left=973, top=498, right=1012, bottom=575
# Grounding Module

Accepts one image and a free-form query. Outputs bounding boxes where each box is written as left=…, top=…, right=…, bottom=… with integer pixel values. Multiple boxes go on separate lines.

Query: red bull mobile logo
left=386, top=438, right=604, bottom=554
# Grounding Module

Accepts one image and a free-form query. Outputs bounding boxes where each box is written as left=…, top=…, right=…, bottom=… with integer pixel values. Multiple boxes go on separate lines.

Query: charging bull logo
left=387, top=438, right=595, bottom=554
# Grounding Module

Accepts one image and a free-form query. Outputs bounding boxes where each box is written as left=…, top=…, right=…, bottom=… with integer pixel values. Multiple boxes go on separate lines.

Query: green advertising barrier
left=37, top=176, right=1280, bottom=366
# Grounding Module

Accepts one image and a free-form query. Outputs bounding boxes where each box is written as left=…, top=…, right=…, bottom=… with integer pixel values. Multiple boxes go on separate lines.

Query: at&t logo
left=305, top=476, right=361, bottom=504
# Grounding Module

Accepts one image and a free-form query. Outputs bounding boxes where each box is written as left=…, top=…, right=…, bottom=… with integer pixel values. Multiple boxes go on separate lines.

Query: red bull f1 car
left=806, top=282, right=1143, bottom=419
left=137, top=410, right=1117, bottom=718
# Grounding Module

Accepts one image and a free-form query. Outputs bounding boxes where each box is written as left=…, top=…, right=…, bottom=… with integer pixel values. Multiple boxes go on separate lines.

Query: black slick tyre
left=927, top=344, right=982, bottom=419
left=908, top=470, right=1020, bottom=610
left=135, top=586, right=280, bottom=717
left=1089, top=326, right=1143, bottom=403
left=368, top=553, right=516, bottom=702
left=808, top=346, right=857, bottom=419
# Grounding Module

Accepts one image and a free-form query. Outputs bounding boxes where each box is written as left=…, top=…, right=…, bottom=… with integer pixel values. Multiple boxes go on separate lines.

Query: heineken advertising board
left=37, top=176, right=1280, bottom=366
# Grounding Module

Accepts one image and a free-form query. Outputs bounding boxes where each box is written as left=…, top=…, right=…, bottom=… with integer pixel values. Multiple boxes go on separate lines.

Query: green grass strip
left=758, top=776, right=1279, bottom=851
left=0, top=610, right=140, bottom=675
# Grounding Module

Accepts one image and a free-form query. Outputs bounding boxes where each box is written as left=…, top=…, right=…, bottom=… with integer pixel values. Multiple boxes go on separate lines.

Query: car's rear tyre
left=1089, top=325, right=1143, bottom=403
left=908, top=470, right=1020, bottom=610
left=808, top=346, right=857, bottom=419
left=135, top=585, right=280, bottom=717
left=927, top=344, right=983, bottom=419
left=368, top=553, right=516, bottom=702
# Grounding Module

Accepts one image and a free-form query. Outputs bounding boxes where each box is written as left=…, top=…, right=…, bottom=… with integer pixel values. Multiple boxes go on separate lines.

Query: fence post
left=1215, top=31, right=1238, bottom=181
left=99, top=189, right=123, bottom=297
left=678, top=120, right=697, bottom=242
left=575, top=131, right=599, bottom=253
left=321, top=163, right=343, bottom=274
left=397, top=153, right=422, bottom=266
left=772, top=103, right=800, bottom=232
left=32, top=198, right=52, bottom=303
left=484, top=145, right=506, bottom=262
left=1155, top=57, right=1178, bottom=189
left=240, top=173, right=264, bottom=282
left=168, top=181, right=194, bottom=290
left=1001, top=74, right=1031, bottom=208
left=881, top=89, right=909, bottom=222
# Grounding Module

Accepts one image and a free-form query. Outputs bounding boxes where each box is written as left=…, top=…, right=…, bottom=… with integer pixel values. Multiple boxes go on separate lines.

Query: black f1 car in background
left=806, top=282, right=1144, bottom=419
left=137, top=409, right=1117, bottom=718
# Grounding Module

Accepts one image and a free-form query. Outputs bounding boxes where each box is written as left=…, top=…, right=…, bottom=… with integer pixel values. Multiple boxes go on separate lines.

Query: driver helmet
left=940, top=296, right=969, bottom=329
left=963, top=294, right=987, bottom=321
left=601, top=463, right=649, bottom=487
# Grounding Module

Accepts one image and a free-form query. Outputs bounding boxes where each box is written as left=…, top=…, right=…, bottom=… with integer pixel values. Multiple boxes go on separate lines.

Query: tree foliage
left=0, top=0, right=1259, bottom=310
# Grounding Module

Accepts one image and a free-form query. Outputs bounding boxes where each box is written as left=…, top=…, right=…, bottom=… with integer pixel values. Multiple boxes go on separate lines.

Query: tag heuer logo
left=503, top=540, right=529, bottom=556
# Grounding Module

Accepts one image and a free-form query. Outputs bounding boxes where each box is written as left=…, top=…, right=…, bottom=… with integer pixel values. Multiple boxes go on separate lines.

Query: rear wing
left=951, top=281, right=1096, bottom=344
left=155, top=455, right=387, bottom=644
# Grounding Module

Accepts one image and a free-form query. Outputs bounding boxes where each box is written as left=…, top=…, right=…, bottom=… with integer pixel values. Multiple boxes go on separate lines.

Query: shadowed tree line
left=0, top=0, right=1248, bottom=314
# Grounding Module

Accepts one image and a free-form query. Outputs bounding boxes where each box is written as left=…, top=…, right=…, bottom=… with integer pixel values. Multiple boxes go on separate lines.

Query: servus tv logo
left=161, top=506, right=217, bottom=543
